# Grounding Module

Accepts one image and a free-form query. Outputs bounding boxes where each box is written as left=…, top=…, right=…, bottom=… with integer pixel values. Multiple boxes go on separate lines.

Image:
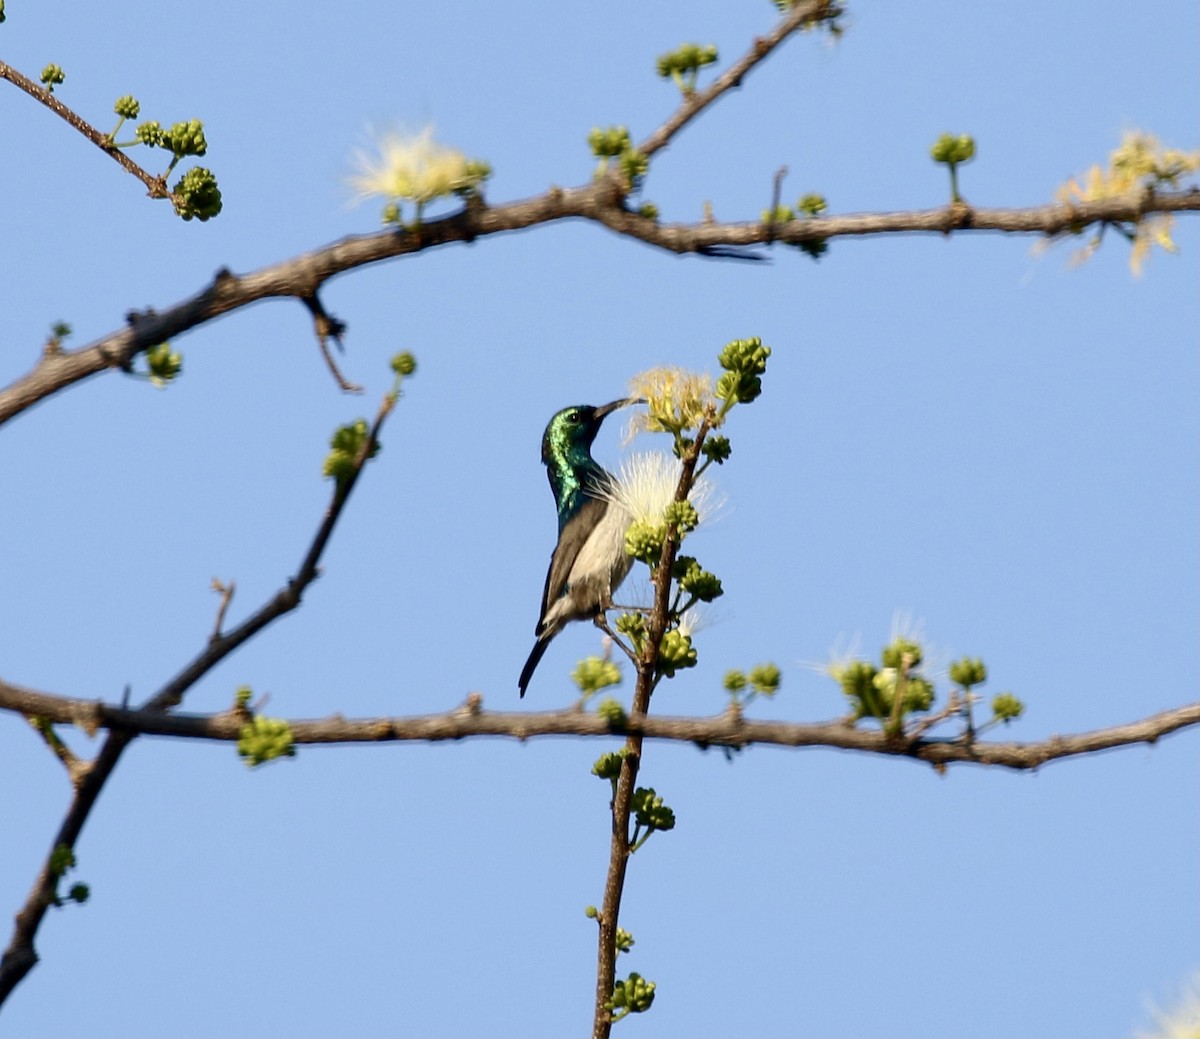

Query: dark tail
left=518, top=637, right=552, bottom=698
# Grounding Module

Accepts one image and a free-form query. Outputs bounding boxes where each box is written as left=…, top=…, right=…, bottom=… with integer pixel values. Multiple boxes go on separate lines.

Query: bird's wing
left=535, top=495, right=609, bottom=636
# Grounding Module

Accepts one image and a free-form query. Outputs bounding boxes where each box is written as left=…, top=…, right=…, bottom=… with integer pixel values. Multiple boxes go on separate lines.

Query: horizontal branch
left=3, top=186, right=1196, bottom=428
left=3, top=680, right=1196, bottom=770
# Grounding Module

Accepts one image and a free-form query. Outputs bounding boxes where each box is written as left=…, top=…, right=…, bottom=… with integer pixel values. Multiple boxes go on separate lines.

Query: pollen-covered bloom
left=1054, top=131, right=1200, bottom=275
left=346, top=126, right=489, bottom=215
left=601, top=451, right=722, bottom=528
left=626, top=367, right=718, bottom=436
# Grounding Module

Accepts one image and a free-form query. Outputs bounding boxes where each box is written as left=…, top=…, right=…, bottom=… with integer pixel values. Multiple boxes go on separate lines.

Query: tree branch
left=3, top=185, right=1196, bottom=427
left=3, top=680, right=1196, bottom=769
left=0, top=389, right=400, bottom=1005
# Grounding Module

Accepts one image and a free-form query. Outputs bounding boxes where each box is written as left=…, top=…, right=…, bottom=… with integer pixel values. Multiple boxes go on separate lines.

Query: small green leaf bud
left=67, top=883, right=90, bottom=904
left=584, top=905, right=599, bottom=919
left=723, top=670, right=747, bottom=693
left=49, top=844, right=76, bottom=877
left=638, top=201, right=660, bottom=221
left=234, top=685, right=253, bottom=709
left=50, top=321, right=72, bottom=340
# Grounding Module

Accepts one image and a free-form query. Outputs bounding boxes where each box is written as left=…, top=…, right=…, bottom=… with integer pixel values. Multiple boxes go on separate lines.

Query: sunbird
left=519, top=398, right=641, bottom=697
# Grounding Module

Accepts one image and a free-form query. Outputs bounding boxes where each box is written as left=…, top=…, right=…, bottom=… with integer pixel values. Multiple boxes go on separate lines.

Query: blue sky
left=1, top=1, right=1196, bottom=1036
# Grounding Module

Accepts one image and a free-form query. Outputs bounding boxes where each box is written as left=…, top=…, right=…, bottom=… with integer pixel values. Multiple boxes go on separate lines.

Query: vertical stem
left=591, top=423, right=709, bottom=1039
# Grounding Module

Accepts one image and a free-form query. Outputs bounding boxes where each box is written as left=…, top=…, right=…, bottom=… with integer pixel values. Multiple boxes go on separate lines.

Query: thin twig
left=0, top=60, right=177, bottom=205
left=0, top=386, right=403, bottom=1006
left=209, top=578, right=236, bottom=641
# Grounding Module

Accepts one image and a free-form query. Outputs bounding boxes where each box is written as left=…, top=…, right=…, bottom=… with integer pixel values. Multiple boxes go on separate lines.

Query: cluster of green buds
left=930, top=132, right=976, bottom=203
left=40, top=63, right=65, bottom=92
left=144, top=342, right=182, bottom=386
left=715, top=337, right=770, bottom=416
left=630, top=786, right=675, bottom=851
left=48, top=843, right=90, bottom=907
left=655, top=42, right=718, bottom=95
left=323, top=418, right=381, bottom=489
left=831, top=634, right=1024, bottom=736
left=587, top=125, right=648, bottom=190
left=103, top=100, right=222, bottom=220
left=572, top=655, right=623, bottom=698
left=724, top=663, right=782, bottom=708
left=609, top=972, right=656, bottom=1020
left=237, top=714, right=296, bottom=768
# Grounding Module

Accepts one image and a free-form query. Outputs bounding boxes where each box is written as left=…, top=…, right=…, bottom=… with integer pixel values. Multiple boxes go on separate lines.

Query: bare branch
left=3, top=187, right=1195, bottom=428
left=0, top=388, right=401, bottom=1004
left=0, top=60, right=175, bottom=204
left=2, top=680, right=1196, bottom=769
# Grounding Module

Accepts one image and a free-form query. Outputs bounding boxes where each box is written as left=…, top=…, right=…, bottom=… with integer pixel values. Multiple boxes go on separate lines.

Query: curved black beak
left=593, top=397, right=645, bottom=421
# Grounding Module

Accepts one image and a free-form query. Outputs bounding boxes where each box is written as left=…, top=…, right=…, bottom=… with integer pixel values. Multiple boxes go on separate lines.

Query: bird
left=518, top=397, right=641, bottom=697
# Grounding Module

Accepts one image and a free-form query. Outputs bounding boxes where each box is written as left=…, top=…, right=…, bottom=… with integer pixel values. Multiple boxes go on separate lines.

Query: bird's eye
left=567, top=411, right=580, bottom=423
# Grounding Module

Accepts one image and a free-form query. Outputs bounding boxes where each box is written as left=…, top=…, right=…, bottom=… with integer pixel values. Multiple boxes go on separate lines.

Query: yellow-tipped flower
left=626, top=366, right=718, bottom=435
left=346, top=126, right=489, bottom=212
left=1055, top=131, right=1200, bottom=275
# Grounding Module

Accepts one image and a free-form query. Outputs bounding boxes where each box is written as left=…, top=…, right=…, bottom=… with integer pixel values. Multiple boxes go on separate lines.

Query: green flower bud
left=678, top=558, right=723, bottom=601
left=625, top=520, right=666, bottom=565
left=632, top=787, right=676, bottom=831
left=657, top=629, right=697, bottom=676
left=591, top=749, right=628, bottom=780
left=638, top=201, right=660, bottom=221
left=136, top=120, right=166, bottom=147
left=172, top=166, right=222, bottom=221
left=234, top=685, right=253, bottom=709
left=67, top=883, right=90, bottom=904
left=614, top=928, right=635, bottom=954
left=761, top=204, right=795, bottom=224
left=48, top=844, right=76, bottom=877
left=596, top=697, right=627, bottom=726
left=615, top=611, right=647, bottom=643
left=881, top=638, right=923, bottom=670
left=573, top=655, right=623, bottom=694
left=701, top=435, right=731, bottom=464
left=991, top=692, right=1024, bottom=723
left=237, top=715, right=296, bottom=767
left=390, top=351, right=417, bottom=376
left=930, top=132, right=976, bottom=165
left=40, top=64, right=65, bottom=92
left=113, top=95, right=140, bottom=119
left=723, top=670, right=747, bottom=692
left=144, top=342, right=182, bottom=387
left=588, top=125, right=631, bottom=159
left=949, top=657, right=987, bottom=688
left=618, top=147, right=648, bottom=185
left=584, top=905, right=599, bottom=919
left=663, top=499, right=699, bottom=535
left=748, top=663, right=781, bottom=697
left=162, top=119, right=207, bottom=158
left=797, top=192, right=828, bottom=216
left=323, top=418, right=380, bottom=486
